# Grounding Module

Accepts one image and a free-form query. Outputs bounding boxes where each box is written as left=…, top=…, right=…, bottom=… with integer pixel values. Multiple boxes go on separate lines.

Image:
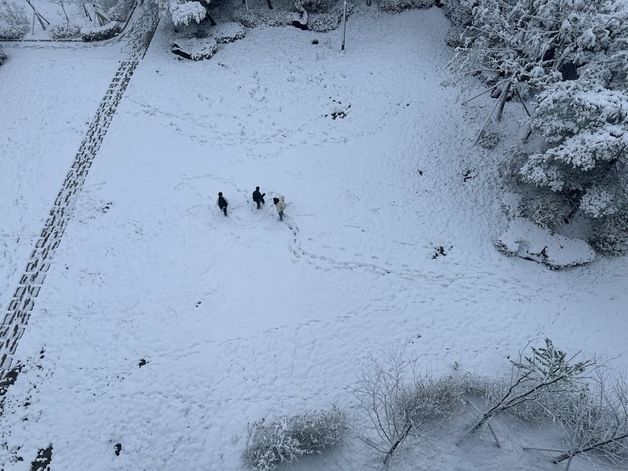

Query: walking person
left=273, top=196, right=286, bottom=221
left=217, top=192, right=228, bottom=216
left=252, top=186, right=266, bottom=209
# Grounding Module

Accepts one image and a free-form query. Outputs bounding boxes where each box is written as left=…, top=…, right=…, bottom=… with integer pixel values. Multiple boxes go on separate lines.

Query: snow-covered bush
left=520, top=191, right=571, bottom=231
left=441, top=0, right=472, bottom=26
left=231, top=3, right=346, bottom=32
left=356, top=352, right=464, bottom=464
left=554, top=374, right=628, bottom=464
left=211, top=22, right=245, bottom=43
left=171, top=37, right=218, bottom=60
left=0, top=48, right=7, bottom=65
left=377, top=0, right=432, bottom=12
left=81, top=21, right=121, bottom=41
left=590, top=210, right=628, bottom=255
left=0, top=1, right=29, bottom=39
left=50, top=24, right=81, bottom=39
left=242, top=407, right=345, bottom=470
left=294, top=0, right=330, bottom=13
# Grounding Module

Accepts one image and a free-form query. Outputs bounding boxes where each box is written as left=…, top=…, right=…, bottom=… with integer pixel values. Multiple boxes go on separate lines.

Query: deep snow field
left=1, top=6, right=628, bottom=471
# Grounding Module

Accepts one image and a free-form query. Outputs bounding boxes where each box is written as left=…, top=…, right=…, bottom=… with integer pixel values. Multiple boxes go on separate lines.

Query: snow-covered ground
left=1, top=7, right=628, bottom=470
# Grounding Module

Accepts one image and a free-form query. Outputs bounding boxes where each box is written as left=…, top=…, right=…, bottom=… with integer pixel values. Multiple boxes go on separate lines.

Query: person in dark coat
left=252, top=186, right=266, bottom=209
left=217, top=192, right=228, bottom=216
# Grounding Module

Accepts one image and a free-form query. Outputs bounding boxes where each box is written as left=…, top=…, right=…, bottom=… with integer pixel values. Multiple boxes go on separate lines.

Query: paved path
left=0, top=6, right=159, bottom=381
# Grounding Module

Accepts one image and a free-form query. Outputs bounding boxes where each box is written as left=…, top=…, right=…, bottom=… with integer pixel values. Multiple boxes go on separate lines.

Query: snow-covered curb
left=496, top=217, right=596, bottom=269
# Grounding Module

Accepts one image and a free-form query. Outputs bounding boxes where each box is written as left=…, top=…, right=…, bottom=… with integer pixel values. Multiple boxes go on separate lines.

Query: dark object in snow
left=559, top=62, right=578, bottom=81
left=252, top=186, right=266, bottom=209
left=417, top=169, right=423, bottom=176
left=312, top=39, right=319, bottom=44
left=138, top=359, right=147, bottom=367
left=432, top=245, right=452, bottom=259
left=217, top=192, right=228, bottom=216
left=30, top=445, right=53, bottom=471
left=462, top=169, right=476, bottom=182
left=0, top=364, right=22, bottom=401
left=113, top=443, right=122, bottom=456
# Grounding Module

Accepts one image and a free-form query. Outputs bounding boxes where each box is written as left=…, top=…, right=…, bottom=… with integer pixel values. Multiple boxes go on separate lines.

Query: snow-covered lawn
left=1, top=8, right=627, bottom=470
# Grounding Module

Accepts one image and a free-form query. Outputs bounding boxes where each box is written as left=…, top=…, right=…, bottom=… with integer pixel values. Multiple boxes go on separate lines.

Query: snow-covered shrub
left=81, top=21, right=121, bottom=41
left=590, top=210, right=628, bottom=255
left=0, top=1, right=29, bottom=39
left=107, top=0, right=135, bottom=22
left=0, top=48, right=7, bottom=65
left=520, top=192, right=571, bottom=231
left=307, top=11, right=342, bottom=32
left=231, top=3, right=346, bottom=32
left=50, top=24, right=81, bottom=39
left=356, top=352, right=465, bottom=464
left=211, top=22, right=245, bottom=43
left=477, top=130, right=499, bottom=149
left=242, top=407, right=345, bottom=471
left=294, top=0, right=329, bottom=13
left=441, top=0, right=472, bottom=26
left=171, top=37, right=218, bottom=60
left=445, top=23, right=464, bottom=47
left=377, top=0, right=433, bottom=12
left=554, top=374, right=628, bottom=464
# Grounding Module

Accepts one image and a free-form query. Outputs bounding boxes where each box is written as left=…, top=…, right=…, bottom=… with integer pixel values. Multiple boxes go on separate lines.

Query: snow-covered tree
left=157, top=0, right=209, bottom=26
left=450, top=0, right=626, bottom=91
left=517, top=77, right=628, bottom=247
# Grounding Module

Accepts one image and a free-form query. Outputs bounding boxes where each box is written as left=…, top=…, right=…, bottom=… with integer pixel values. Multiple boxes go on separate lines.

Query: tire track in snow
left=0, top=8, right=159, bottom=382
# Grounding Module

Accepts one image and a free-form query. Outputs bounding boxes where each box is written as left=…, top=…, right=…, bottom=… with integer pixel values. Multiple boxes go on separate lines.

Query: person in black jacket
left=252, top=186, right=266, bottom=209
left=217, top=192, right=228, bottom=216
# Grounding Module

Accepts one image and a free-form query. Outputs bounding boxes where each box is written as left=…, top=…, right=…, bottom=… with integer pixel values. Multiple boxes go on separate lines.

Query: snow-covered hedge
left=211, top=22, right=245, bottom=43
left=496, top=217, right=596, bottom=269
left=377, top=0, right=433, bottom=12
left=242, top=407, right=345, bottom=471
left=232, top=3, right=349, bottom=32
left=0, top=0, right=29, bottom=40
left=590, top=210, right=628, bottom=255
left=171, top=37, right=218, bottom=60
left=81, top=21, right=121, bottom=41
left=50, top=24, right=81, bottom=39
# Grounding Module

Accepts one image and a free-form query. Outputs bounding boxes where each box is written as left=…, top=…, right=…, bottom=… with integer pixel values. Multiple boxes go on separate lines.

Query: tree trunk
left=553, top=433, right=628, bottom=463
left=267, top=0, right=273, bottom=9
left=383, top=423, right=412, bottom=465
left=198, top=0, right=217, bottom=25
left=495, top=80, right=512, bottom=122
